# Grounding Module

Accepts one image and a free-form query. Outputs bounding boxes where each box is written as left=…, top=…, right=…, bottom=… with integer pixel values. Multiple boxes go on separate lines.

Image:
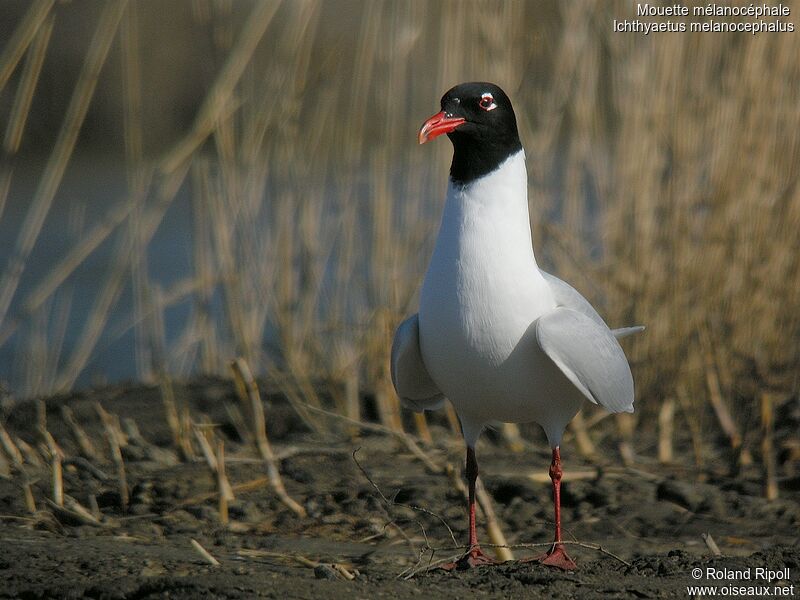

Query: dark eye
left=478, top=93, right=497, bottom=111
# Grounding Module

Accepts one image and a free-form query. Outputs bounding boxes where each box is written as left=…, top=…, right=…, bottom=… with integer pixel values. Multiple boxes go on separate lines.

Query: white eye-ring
left=479, top=93, right=497, bottom=111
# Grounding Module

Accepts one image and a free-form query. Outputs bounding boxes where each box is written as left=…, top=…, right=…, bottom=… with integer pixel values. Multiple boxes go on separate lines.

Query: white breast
left=418, top=150, right=582, bottom=443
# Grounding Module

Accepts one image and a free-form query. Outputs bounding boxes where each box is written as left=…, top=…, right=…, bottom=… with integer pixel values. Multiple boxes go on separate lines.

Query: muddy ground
left=0, top=378, right=798, bottom=599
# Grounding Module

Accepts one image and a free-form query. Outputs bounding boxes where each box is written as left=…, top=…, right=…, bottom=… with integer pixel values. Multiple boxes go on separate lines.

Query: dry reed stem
left=760, top=393, right=778, bottom=501
left=374, top=387, right=403, bottom=432
left=88, top=494, right=101, bottom=520
left=162, top=375, right=193, bottom=461
left=14, top=437, right=43, bottom=468
left=0, top=424, right=23, bottom=466
left=616, top=414, right=636, bottom=467
left=21, top=479, right=36, bottom=514
left=180, top=406, right=194, bottom=458
left=41, top=429, right=63, bottom=507
left=229, top=358, right=269, bottom=458
left=0, top=0, right=54, bottom=93
left=0, top=0, right=127, bottom=331
left=475, top=479, right=514, bottom=562
left=705, top=362, right=741, bottom=450
left=413, top=413, right=433, bottom=446
left=64, top=495, right=103, bottom=526
left=0, top=445, right=9, bottom=478
left=500, top=423, right=526, bottom=454
left=702, top=532, right=722, bottom=557
left=443, top=404, right=461, bottom=437
left=120, top=417, right=176, bottom=465
left=676, top=386, right=704, bottom=467
left=160, top=0, right=282, bottom=173
left=569, top=411, right=596, bottom=458
left=46, top=495, right=107, bottom=527
left=332, top=564, right=358, bottom=581
left=193, top=423, right=218, bottom=471
left=63, top=456, right=109, bottom=482
left=35, top=399, right=46, bottom=434
left=229, top=358, right=307, bottom=518
left=188, top=163, right=219, bottom=374
left=701, top=332, right=742, bottom=454
left=193, top=426, right=235, bottom=510
left=46, top=499, right=103, bottom=527
left=203, top=165, right=256, bottom=366
left=344, top=369, right=360, bottom=437
left=95, top=403, right=129, bottom=512
left=216, top=440, right=232, bottom=525
left=36, top=401, right=63, bottom=506
left=658, top=398, right=675, bottom=464
left=177, top=476, right=270, bottom=508
left=3, top=13, right=53, bottom=154
left=0, top=167, right=11, bottom=224
left=60, top=405, right=98, bottom=461
left=120, top=0, right=143, bottom=186
left=190, top=538, right=220, bottom=566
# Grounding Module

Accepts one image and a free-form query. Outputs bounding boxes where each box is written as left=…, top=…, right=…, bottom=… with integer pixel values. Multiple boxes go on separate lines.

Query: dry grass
left=0, top=1, right=797, bottom=467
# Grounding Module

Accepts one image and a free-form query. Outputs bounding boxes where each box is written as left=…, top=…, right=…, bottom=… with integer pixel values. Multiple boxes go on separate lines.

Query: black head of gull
left=418, top=82, right=523, bottom=185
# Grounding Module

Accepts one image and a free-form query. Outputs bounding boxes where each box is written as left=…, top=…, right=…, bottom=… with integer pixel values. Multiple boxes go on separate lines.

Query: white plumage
left=392, top=82, right=642, bottom=570
left=391, top=149, right=638, bottom=446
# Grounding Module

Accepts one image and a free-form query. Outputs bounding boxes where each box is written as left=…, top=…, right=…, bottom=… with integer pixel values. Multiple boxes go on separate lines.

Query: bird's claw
left=439, top=546, right=498, bottom=571
left=522, top=543, right=577, bottom=571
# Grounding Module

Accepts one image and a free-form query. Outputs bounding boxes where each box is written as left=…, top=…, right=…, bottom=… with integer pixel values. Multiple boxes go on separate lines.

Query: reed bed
left=0, top=1, right=797, bottom=471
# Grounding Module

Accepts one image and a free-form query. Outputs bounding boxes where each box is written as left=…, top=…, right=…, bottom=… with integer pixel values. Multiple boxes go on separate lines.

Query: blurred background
left=0, top=1, right=798, bottom=465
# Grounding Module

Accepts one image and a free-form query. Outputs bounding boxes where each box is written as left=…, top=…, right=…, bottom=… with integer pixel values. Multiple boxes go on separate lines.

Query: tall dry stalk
left=3, top=13, right=53, bottom=155
left=0, top=0, right=54, bottom=93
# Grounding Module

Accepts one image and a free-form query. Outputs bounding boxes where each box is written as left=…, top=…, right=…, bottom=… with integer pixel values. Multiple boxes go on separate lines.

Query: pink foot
left=534, top=544, right=577, bottom=571
left=440, top=546, right=498, bottom=571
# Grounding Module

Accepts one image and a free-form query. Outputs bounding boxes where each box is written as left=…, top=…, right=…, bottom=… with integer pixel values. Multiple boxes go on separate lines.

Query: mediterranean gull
left=391, top=82, right=643, bottom=571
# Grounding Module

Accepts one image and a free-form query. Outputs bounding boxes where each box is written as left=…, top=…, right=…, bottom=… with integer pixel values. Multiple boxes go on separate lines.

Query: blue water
left=0, top=157, right=196, bottom=393
left=0, top=154, right=446, bottom=397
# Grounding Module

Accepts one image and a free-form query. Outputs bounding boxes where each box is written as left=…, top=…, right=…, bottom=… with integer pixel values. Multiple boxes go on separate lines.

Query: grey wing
left=541, top=270, right=607, bottom=327
left=390, top=314, right=445, bottom=413
left=535, top=307, right=635, bottom=413
left=611, top=325, right=645, bottom=339
left=541, top=270, right=645, bottom=339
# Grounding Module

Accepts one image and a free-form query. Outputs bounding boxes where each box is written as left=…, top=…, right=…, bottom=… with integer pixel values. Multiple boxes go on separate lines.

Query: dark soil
left=0, top=378, right=798, bottom=599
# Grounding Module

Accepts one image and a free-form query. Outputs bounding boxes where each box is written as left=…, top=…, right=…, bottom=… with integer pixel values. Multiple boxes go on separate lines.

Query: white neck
left=438, top=149, right=539, bottom=270
left=421, top=149, right=554, bottom=354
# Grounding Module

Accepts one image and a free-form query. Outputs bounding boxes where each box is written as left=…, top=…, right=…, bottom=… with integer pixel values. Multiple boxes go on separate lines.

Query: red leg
left=440, top=446, right=497, bottom=570
left=536, top=446, right=577, bottom=570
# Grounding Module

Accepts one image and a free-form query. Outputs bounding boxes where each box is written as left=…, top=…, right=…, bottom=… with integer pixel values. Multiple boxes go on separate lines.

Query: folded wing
left=535, top=307, right=635, bottom=413
left=390, top=314, right=445, bottom=412
left=611, top=325, right=646, bottom=339
left=541, top=270, right=645, bottom=340
left=541, top=271, right=607, bottom=328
